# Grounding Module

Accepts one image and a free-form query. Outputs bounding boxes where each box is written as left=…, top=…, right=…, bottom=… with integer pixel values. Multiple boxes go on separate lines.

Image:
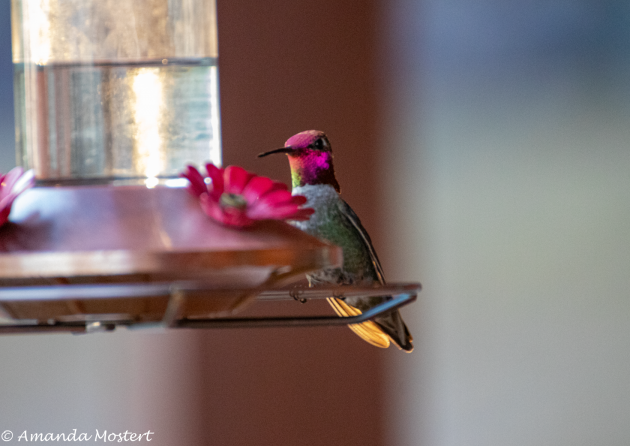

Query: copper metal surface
left=0, top=282, right=420, bottom=334
left=0, top=185, right=342, bottom=322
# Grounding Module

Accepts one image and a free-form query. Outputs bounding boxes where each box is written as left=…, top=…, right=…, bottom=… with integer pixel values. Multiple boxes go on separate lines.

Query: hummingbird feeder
left=0, top=0, right=419, bottom=336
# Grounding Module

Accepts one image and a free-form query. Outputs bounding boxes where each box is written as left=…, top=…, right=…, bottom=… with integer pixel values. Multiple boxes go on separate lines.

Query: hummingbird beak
left=257, top=147, right=294, bottom=158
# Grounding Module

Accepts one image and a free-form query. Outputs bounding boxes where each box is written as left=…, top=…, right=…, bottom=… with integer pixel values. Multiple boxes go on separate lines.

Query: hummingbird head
left=258, top=130, right=341, bottom=192
left=258, top=130, right=332, bottom=156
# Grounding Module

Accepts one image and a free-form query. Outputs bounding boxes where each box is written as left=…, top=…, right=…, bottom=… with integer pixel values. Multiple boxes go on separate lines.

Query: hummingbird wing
left=332, top=199, right=414, bottom=352
left=336, top=199, right=386, bottom=284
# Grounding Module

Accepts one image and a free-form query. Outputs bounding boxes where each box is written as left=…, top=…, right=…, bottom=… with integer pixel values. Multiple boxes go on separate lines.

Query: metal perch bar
left=175, top=291, right=417, bottom=329
left=0, top=282, right=420, bottom=334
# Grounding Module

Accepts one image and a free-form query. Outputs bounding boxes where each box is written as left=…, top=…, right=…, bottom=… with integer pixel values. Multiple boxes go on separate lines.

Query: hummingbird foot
left=289, top=288, right=307, bottom=303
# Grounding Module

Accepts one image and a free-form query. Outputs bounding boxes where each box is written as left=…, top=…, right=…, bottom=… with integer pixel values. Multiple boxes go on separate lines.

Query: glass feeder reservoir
left=11, top=0, right=221, bottom=185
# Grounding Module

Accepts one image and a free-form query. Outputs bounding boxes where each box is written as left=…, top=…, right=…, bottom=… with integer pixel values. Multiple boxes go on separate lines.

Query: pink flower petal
left=1, top=166, right=24, bottom=188
left=224, top=166, right=256, bottom=195
left=287, top=207, right=315, bottom=220
left=0, top=167, right=23, bottom=201
left=241, top=177, right=290, bottom=204
left=205, top=163, right=225, bottom=200
left=182, top=163, right=313, bottom=228
left=248, top=201, right=293, bottom=219
left=256, top=189, right=295, bottom=206
left=241, top=176, right=270, bottom=202
left=0, top=206, right=10, bottom=227
left=248, top=202, right=314, bottom=220
left=0, top=175, right=7, bottom=200
left=247, top=191, right=311, bottom=218
left=223, top=209, right=255, bottom=227
left=0, top=167, right=35, bottom=228
left=181, top=165, right=208, bottom=197
left=200, top=193, right=254, bottom=228
left=287, top=195, right=308, bottom=206
left=240, top=176, right=270, bottom=202
left=265, top=203, right=310, bottom=217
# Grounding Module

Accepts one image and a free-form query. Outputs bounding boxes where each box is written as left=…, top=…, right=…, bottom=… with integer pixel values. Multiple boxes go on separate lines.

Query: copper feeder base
left=0, top=185, right=341, bottom=324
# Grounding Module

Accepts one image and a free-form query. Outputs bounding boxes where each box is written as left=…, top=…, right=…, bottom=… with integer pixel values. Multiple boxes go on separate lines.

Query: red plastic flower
left=0, top=167, right=35, bottom=227
left=181, top=164, right=314, bottom=228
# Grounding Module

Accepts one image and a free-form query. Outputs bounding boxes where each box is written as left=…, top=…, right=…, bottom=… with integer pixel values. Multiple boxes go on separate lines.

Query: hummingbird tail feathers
left=375, top=311, right=414, bottom=353
left=327, top=297, right=414, bottom=352
left=327, top=297, right=391, bottom=349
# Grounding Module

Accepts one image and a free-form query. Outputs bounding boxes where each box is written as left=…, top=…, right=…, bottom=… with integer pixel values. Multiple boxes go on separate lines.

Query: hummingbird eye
left=312, top=138, right=327, bottom=151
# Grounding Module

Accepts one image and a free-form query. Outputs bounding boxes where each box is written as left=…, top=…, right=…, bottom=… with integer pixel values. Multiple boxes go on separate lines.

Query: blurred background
left=1, top=0, right=630, bottom=445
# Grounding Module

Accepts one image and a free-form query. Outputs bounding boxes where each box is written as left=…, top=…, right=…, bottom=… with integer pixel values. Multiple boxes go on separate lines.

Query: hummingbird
left=258, top=130, right=413, bottom=352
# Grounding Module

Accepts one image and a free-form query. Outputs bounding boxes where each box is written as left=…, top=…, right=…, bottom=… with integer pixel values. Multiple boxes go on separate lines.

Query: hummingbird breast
left=291, top=184, right=380, bottom=287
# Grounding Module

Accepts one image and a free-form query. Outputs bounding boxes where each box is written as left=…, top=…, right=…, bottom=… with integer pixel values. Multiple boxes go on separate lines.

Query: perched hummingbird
left=258, top=130, right=413, bottom=352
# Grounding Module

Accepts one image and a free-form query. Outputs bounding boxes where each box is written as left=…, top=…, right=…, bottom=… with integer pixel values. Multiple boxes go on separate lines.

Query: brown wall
left=192, top=1, right=389, bottom=445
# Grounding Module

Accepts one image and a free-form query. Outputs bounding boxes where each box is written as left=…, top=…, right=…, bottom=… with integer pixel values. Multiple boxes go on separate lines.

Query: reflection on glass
left=132, top=68, right=164, bottom=184
left=11, top=0, right=221, bottom=184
